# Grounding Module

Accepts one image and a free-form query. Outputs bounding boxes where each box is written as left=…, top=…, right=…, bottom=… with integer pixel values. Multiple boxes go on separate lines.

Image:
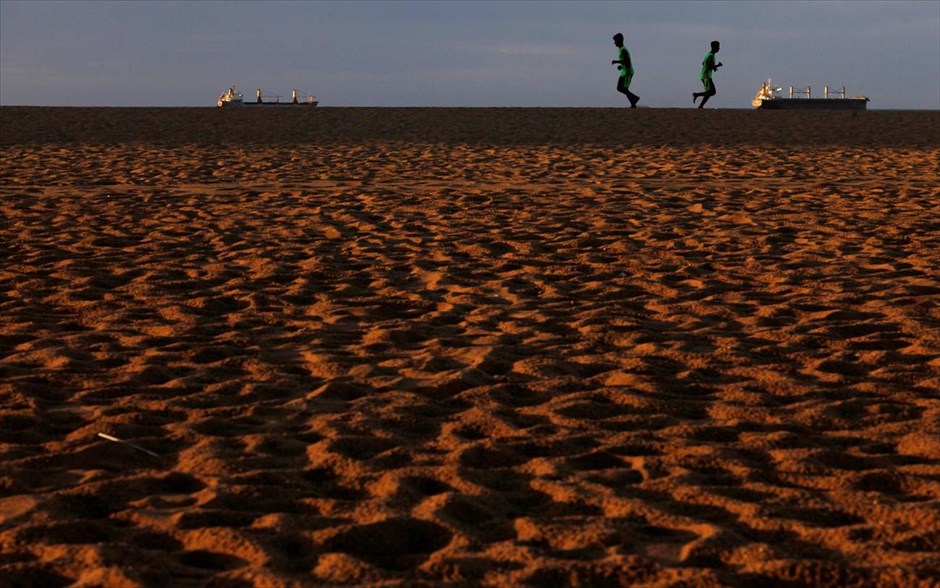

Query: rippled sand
left=2, top=107, right=939, bottom=586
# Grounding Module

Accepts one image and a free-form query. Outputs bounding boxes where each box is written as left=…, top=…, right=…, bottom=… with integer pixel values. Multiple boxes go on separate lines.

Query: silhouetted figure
left=693, top=41, right=723, bottom=108
left=612, top=33, right=639, bottom=108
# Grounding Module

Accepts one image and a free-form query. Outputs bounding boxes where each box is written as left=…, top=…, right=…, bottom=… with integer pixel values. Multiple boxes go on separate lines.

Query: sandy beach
left=2, top=106, right=939, bottom=586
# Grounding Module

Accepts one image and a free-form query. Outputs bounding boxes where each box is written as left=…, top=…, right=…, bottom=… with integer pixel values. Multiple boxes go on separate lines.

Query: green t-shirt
left=701, top=51, right=715, bottom=80
left=618, top=46, right=634, bottom=77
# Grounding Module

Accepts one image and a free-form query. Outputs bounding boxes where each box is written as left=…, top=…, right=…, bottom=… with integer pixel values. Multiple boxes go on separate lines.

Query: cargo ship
left=752, top=79, right=868, bottom=110
left=217, top=86, right=318, bottom=107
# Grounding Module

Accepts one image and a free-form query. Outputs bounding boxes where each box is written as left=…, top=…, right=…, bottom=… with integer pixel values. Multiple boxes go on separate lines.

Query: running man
left=612, top=33, right=639, bottom=108
left=693, top=41, right=723, bottom=108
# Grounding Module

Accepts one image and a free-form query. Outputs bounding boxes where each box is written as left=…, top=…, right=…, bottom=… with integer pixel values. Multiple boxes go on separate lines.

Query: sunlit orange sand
left=2, top=107, right=939, bottom=586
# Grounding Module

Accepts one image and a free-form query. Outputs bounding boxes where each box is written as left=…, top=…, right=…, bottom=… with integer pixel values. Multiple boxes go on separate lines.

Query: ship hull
left=757, top=98, right=868, bottom=111
left=219, top=101, right=319, bottom=108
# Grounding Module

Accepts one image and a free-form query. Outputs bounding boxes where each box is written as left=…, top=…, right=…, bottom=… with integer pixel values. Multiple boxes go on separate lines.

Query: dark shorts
left=701, top=77, right=715, bottom=94
left=617, top=73, right=633, bottom=91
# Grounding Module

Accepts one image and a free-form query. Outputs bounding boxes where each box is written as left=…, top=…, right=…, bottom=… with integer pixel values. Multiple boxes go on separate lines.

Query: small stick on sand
left=97, top=432, right=160, bottom=457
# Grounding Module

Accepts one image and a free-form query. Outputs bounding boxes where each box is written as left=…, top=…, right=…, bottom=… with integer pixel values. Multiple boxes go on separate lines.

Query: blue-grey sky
left=2, top=1, right=938, bottom=109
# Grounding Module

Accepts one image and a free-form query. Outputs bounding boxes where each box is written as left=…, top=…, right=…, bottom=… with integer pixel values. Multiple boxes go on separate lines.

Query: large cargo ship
left=753, top=79, right=868, bottom=110
left=217, top=86, right=318, bottom=107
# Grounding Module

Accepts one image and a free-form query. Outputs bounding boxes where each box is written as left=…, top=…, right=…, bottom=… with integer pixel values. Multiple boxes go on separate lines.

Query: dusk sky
left=2, top=1, right=938, bottom=109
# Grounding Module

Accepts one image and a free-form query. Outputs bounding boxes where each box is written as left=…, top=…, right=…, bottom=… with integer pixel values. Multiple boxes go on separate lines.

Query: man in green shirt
left=693, top=40, right=723, bottom=108
left=612, top=33, right=639, bottom=108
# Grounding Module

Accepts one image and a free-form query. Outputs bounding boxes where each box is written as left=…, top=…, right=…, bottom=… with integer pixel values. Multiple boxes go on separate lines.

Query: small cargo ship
left=217, top=86, right=318, bottom=107
left=753, top=79, right=868, bottom=110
